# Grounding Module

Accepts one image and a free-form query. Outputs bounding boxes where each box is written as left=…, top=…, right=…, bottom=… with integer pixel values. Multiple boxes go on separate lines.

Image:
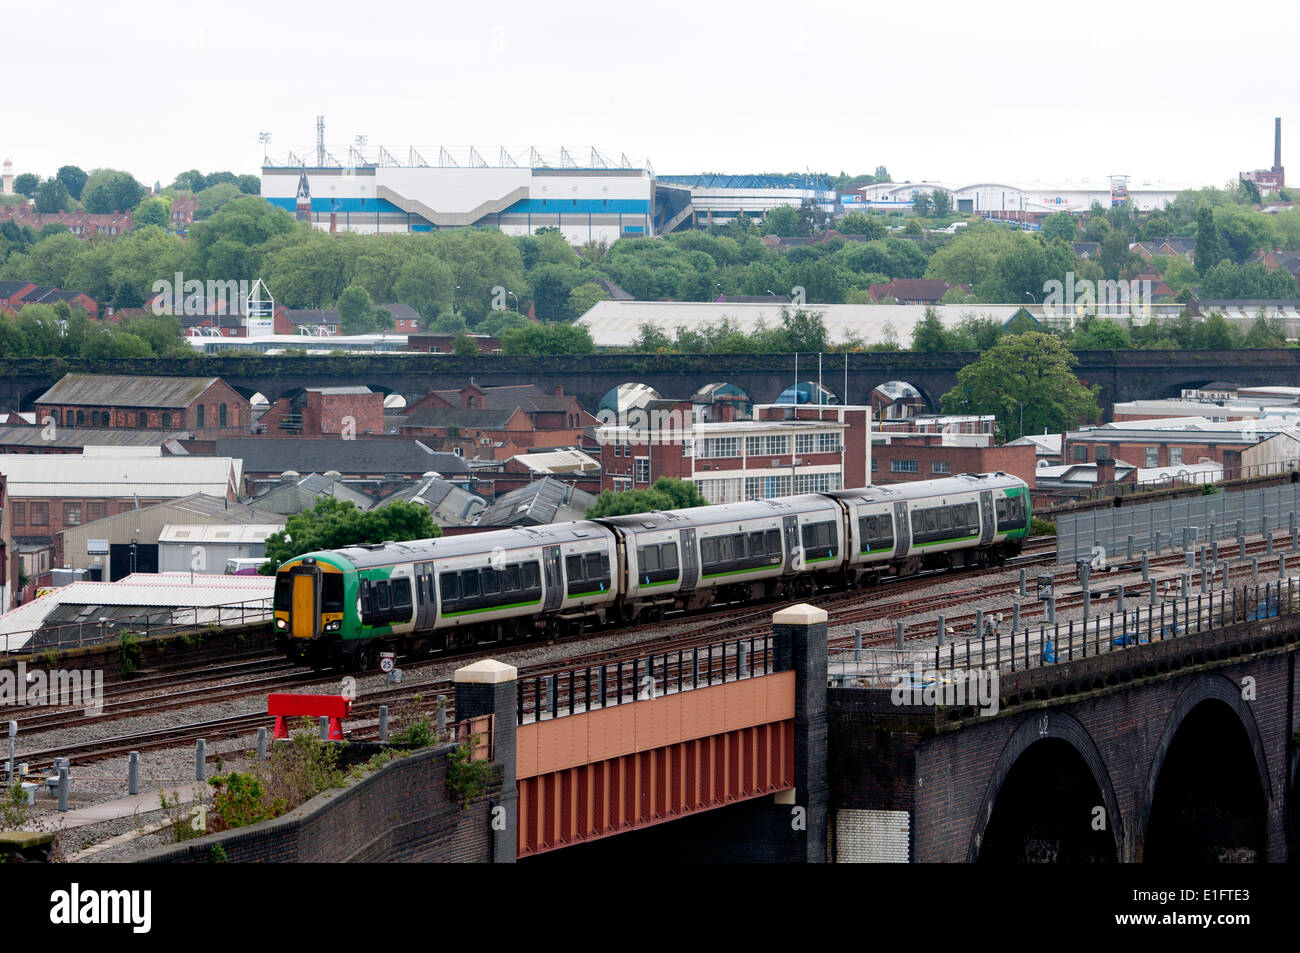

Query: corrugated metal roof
left=158, top=523, right=281, bottom=544
left=0, top=454, right=240, bottom=498
left=0, top=426, right=184, bottom=449
left=578, top=301, right=1030, bottom=348
left=37, top=374, right=220, bottom=408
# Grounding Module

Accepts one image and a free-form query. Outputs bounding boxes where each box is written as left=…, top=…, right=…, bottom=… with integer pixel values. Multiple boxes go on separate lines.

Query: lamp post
left=505, top=290, right=519, bottom=312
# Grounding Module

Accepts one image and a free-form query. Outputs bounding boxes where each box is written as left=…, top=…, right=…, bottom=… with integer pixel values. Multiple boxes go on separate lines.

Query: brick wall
left=304, top=391, right=384, bottom=436
left=133, top=743, right=502, bottom=863
left=871, top=441, right=1037, bottom=487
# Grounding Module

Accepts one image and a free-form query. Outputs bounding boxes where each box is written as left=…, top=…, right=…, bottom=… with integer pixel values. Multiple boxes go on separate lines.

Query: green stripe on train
left=443, top=599, right=543, bottom=617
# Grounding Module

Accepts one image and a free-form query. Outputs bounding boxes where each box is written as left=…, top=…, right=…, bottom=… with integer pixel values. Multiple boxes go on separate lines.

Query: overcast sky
left=8, top=0, right=1299, bottom=190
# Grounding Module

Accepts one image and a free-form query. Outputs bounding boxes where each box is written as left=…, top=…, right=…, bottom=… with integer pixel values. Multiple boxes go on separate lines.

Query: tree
left=337, top=283, right=379, bottom=334
left=587, top=477, right=708, bottom=518
left=34, top=178, right=70, bottom=214
left=132, top=196, right=171, bottom=228
left=568, top=281, right=609, bottom=318
left=262, top=498, right=440, bottom=571
left=56, top=166, right=88, bottom=201
left=930, top=190, right=953, bottom=217
left=760, top=205, right=806, bottom=238
left=12, top=173, right=39, bottom=198
left=171, top=169, right=206, bottom=192
left=911, top=192, right=933, bottom=217
left=81, top=170, right=145, bottom=213
left=940, top=332, right=1100, bottom=442
left=1041, top=212, right=1078, bottom=244
left=452, top=331, right=479, bottom=356
left=836, top=212, right=886, bottom=240
left=501, top=323, right=596, bottom=355
left=910, top=307, right=952, bottom=352
left=1072, top=318, right=1132, bottom=349
left=1194, top=207, right=1220, bottom=275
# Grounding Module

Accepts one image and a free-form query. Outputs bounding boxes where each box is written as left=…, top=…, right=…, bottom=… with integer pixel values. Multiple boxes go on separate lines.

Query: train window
left=641, top=545, right=660, bottom=571
left=565, top=554, right=584, bottom=580
left=274, top=575, right=292, bottom=611
left=392, top=578, right=412, bottom=609
left=749, top=532, right=765, bottom=556
left=375, top=582, right=391, bottom=612
left=323, top=574, right=344, bottom=613
left=701, top=538, right=718, bottom=563
left=505, top=565, right=521, bottom=591
left=940, top=509, right=953, bottom=530
left=717, top=536, right=733, bottom=561
left=523, top=562, right=541, bottom=589
left=461, top=571, right=480, bottom=598
left=661, top=544, right=678, bottom=569
left=585, top=553, right=604, bottom=579
left=766, top=529, right=781, bottom=554
left=440, top=574, right=459, bottom=602
left=483, top=570, right=501, bottom=595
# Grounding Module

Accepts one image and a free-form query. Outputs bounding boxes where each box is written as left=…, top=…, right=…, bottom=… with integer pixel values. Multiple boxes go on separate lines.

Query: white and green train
left=273, top=472, right=1031, bottom=669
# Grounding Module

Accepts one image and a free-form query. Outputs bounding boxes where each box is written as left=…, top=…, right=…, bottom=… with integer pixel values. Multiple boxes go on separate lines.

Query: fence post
left=454, top=659, right=519, bottom=865
left=195, top=739, right=206, bottom=781
left=128, top=751, right=139, bottom=795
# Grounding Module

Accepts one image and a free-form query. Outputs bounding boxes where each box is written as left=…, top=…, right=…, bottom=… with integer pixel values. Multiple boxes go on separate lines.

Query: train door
left=892, top=502, right=911, bottom=559
left=679, top=528, right=698, bottom=591
left=783, top=515, right=800, bottom=572
left=542, top=546, right=563, bottom=611
left=415, top=561, right=436, bottom=630
left=979, top=491, right=995, bottom=546
left=289, top=564, right=321, bottom=640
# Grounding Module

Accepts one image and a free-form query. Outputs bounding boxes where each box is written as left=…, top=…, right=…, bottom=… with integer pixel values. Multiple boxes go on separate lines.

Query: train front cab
left=274, top=556, right=347, bottom=666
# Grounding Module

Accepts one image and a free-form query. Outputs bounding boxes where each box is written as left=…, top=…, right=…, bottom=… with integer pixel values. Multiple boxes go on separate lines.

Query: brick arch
left=1137, top=673, right=1273, bottom=855
left=966, top=709, right=1123, bottom=862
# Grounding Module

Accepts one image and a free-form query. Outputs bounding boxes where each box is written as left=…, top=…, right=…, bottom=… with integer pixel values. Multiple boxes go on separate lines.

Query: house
left=245, top=472, right=376, bottom=516
left=408, top=383, right=595, bottom=431
left=274, top=308, right=340, bottom=336
left=867, top=278, right=969, bottom=305
left=36, top=374, right=250, bottom=437
left=476, top=477, right=596, bottom=527
left=0, top=206, right=133, bottom=239
left=1131, top=237, right=1196, bottom=261
left=1072, top=242, right=1101, bottom=260
left=0, top=282, right=98, bottom=317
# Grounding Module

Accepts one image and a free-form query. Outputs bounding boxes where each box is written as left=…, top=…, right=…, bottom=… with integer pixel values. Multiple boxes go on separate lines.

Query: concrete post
left=937, top=614, right=946, bottom=646
left=1012, top=601, right=1021, bottom=632
left=974, top=609, right=984, bottom=640
left=1182, top=527, right=1190, bottom=552
left=318, top=716, right=329, bottom=739
left=1185, top=550, right=1195, bottom=569
left=1126, top=535, right=1134, bottom=561
left=895, top=621, right=905, bottom=649
left=1083, top=587, right=1091, bottom=623
left=195, top=740, right=206, bottom=782
left=1154, top=531, right=1163, bottom=555
left=853, top=627, right=862, bottom=663
left=772, top=604, right=828, bottom=864
left=57, top=767, right=69, bottom=812
left=1221, top=563, right=1230, bottom=590
left=738, top=642, right=749, bottom=677
left=436, top=696, right=447, bottom=734
left=1201, top=564, right=1209, bottom=592
left=1046, top=593, right=1056, bottom=624
left=377, top=706, right=389, bottom=742
left=1019, top=569, right=1026, bottom=597
left=128, top=751, right=139, bottom=795
left=1141, top=552, right=1150, bottom=581
left=1251, top=557, right=1259, bottom=583
left=1116, top=586, right=1125, bottom=614
left=455, top=659, right=519, bottom=864
left=1149, top=579, right=1158, bottom=605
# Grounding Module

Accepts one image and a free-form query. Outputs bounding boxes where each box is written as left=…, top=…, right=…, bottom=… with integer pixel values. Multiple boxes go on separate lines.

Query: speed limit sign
left=379, top=652, right=396, bottom=673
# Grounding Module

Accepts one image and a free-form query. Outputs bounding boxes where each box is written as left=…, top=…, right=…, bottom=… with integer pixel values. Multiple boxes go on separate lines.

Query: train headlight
left=276, top=618, right=287, bottom=630
left=324, top=620, right=341, bottom=632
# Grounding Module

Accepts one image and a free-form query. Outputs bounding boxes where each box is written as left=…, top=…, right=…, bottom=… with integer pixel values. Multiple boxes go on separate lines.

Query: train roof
left=828, top=473, right=1027, bottom=504
left=595, top=494, right=837, bottom=533
left=329, top=521, right=614, bottom=568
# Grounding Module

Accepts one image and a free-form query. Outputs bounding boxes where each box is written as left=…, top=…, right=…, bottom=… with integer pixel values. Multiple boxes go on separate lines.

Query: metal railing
left=1, top=597, right=273, bottom=656
left=448, top=714, right=494, bottom=761
left=1082, top=458, right=1300, bottom=502
left=828, top=579, right=1293, bottom=687
left=517, top=634, right=775, bottom=724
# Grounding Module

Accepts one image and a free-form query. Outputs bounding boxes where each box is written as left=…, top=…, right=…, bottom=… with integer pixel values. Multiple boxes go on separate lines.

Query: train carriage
left=274, top=473, right=1030, bottom=669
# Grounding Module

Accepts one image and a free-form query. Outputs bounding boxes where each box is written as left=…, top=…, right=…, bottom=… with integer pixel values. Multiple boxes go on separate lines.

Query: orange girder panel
left=516, top=671, right=795, bottom=781
left=516, top=719, right=795, bottom=857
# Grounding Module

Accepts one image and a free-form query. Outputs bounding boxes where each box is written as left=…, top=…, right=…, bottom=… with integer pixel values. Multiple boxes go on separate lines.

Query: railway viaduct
left=5, top=349, right=1300, bottom=414
left=461, top=598, right=1299, bottom=863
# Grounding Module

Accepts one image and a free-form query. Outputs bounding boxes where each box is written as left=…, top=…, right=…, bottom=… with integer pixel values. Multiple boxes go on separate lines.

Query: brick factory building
left=36, top=373, right=251, bottom=438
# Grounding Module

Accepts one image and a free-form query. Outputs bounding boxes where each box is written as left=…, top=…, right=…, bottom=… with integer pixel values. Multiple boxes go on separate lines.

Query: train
left=272, top=472, right=1031, bottom=669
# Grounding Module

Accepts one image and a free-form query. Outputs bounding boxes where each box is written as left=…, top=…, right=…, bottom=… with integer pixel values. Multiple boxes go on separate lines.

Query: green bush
left=119, top=631, right=142, bottom=676
left=1029, top=516, right=1057, bottom=537
left=208, top=771, right=283, bottom=831
left=446, top=735, right=494, bottom=809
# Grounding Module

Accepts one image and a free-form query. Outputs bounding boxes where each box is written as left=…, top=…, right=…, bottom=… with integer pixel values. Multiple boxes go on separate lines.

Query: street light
left=505, top=290, right=519, bottom=312
left=453, top=285, right=461, bottom=315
